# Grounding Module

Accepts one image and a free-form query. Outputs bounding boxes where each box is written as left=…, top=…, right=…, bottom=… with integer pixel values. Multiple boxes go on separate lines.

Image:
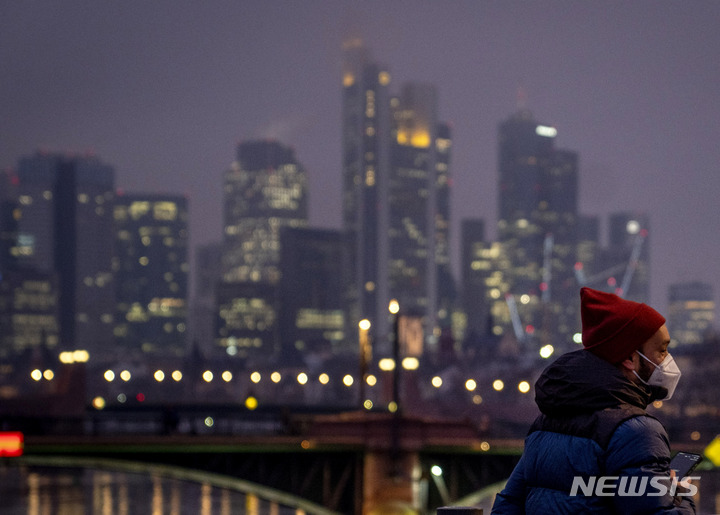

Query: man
left=491, top=287, right=695, bottom=514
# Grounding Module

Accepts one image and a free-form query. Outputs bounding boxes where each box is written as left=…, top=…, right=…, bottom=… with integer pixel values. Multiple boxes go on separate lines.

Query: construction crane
left=573, top=229, right=647, bottom=298
left=505, top=293, right=525, bottom=342
left=617, top=229, right=647, bottom=297
left=541, top=233, right=554, bottom=303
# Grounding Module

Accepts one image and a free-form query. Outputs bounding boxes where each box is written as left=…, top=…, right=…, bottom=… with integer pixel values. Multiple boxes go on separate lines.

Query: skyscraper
left=190, top=241, right=222, bottom=356
left=342, top=39, right=392, bottom=345
left=217, top=140, right=308, bottom=359
left=0, top=169, right=19, bottom=273
left=0, top=168, right=59, bottom=358
left=342, top=40, right=453, bottom=353
left=113, top=193, right=189, bottom=357
left=12, top=152, right=115, bottom=356
left=496, top=110, right=579, bottom=350
left=668, top=281, right=714, bottom=346
left=278, top=227, right=349, bottom=364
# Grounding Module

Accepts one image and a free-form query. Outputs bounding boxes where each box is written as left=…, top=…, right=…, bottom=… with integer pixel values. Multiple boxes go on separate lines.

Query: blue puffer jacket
left=491, top=350, right=695, bottom=514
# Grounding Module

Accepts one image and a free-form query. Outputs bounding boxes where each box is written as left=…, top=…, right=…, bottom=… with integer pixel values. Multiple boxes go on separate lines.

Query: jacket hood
left=535, top=349, right=654, bottom=416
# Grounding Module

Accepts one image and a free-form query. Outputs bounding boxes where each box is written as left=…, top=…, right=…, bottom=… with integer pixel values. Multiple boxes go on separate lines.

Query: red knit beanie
left=580, top=287, right=666, bottom=363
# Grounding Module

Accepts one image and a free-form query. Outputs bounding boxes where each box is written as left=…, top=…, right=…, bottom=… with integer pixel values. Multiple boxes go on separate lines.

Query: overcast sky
left=2, top=1, right=720, bottom=320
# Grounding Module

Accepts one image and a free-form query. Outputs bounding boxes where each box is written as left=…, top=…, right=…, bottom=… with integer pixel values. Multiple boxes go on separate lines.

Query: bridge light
left=271, top=372, right=282, bottom=383
left=401, top=357, right=419, bottom=370
left=245, top=396, right=258, bottom=410
left=43, top=369, right=54, bottom=381
left=343, top=374, right=354, bottom=387
left=318, top=373, right=329, bottom=384
left=378, top=358, right=395, bottom=371
left=518, top=381, right=531, bottom=393
left=222, top=371, right=232, bottom=382
left=539, top=345, right=554, bottom=358
left=465, top=379, right=477, bottom=392
left=154, top=370, right=165, bottom=382
left=172, top=370, right=183, bottom=381
left=432, top=376, right=443, bottom=388
left=92, top=397, right=106, bottom=410
left=120, top=370, right=131, bottom=382
left=388, top=299, right=399, bottom=314
left=104, top=370, right=115, bottom=382
left=31, top=369, right=42, bottom=381
left=297, top=372, right=308, bottom=385
left=202, top=371, right=213, bottom=383
left=366, top=374, right=377, bottom=386
left=493, top=379, right=504, bottom=391
left=250, top=371, right=261, bottom=383
left=73, top=350, right=89, bottom=363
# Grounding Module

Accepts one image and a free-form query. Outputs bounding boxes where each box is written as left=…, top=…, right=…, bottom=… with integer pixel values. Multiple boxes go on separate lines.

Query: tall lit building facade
left=668, top=281, right=714, bottom=346
left=461, top=219, right=489, bottom=339
left=0, top=169, right=19, bottom=273
left=576, top=215, right=601, bottom=280
left=12, top=152, right=115, bottom=355
left=497, top=110, right=579, bottom=350
left=217, top=140, right=308, bottom=359
left=342, top=40, right=453, bottom=352
left=0, top=270, right=59, bottom=357
left=342, top=39, right=392, bottom=346
left=461, top=220, right=514, bottom=342
left=190, top=242, right=222, bottom=356
left=113, top=194, right=189, bottom=357
left=0, top=169, right=59, bottom=357
left=278, top=227, right=349, bottom=364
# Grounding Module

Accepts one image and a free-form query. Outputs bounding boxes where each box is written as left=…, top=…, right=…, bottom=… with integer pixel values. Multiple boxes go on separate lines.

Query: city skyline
left=2, top=2, right=720, bottom=320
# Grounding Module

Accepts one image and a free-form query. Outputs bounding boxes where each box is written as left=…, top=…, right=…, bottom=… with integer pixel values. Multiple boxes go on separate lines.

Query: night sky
left=2, top=1, right=720, bottom=321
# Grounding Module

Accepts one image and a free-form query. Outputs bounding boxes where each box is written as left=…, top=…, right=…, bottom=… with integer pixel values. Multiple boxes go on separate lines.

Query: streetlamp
left=358, top=319, right=372, bottom=407
left=389, top=299, right=401, bottom=415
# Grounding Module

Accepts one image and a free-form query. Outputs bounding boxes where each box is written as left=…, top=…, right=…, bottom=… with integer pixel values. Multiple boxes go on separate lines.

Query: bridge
left=5, top=404, right=524, bottom=514
left=2, top=360, right=714, bottom=513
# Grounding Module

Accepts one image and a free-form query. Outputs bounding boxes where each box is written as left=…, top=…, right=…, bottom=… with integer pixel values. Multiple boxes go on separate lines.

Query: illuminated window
left=154, top=202, right=178, bottom=220
left=129, top=201, right=150, bottom=220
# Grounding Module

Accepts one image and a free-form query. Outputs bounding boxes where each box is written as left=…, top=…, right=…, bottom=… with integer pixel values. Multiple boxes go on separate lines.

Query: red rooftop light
left=0, top=432, right=24, bottom=457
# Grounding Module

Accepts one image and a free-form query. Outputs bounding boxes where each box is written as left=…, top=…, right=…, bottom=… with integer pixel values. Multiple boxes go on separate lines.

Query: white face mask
left=633, top=351, right=682, bottom=401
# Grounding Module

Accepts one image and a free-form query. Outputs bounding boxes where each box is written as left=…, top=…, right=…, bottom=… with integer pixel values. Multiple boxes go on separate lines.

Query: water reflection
left=0, top=464, right=308, bottom=515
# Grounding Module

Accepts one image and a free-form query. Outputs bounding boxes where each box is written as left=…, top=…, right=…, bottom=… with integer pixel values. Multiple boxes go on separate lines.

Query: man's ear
left=619, top=356, right=636, bottom=372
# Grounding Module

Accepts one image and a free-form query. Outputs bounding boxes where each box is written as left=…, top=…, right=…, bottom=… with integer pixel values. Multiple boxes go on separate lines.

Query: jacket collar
left=534, top=349, right=653, bottom=417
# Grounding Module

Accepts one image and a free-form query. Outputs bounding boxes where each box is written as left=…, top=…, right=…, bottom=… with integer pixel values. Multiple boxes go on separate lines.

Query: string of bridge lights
left=29, top=366, right=534, bottom=410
